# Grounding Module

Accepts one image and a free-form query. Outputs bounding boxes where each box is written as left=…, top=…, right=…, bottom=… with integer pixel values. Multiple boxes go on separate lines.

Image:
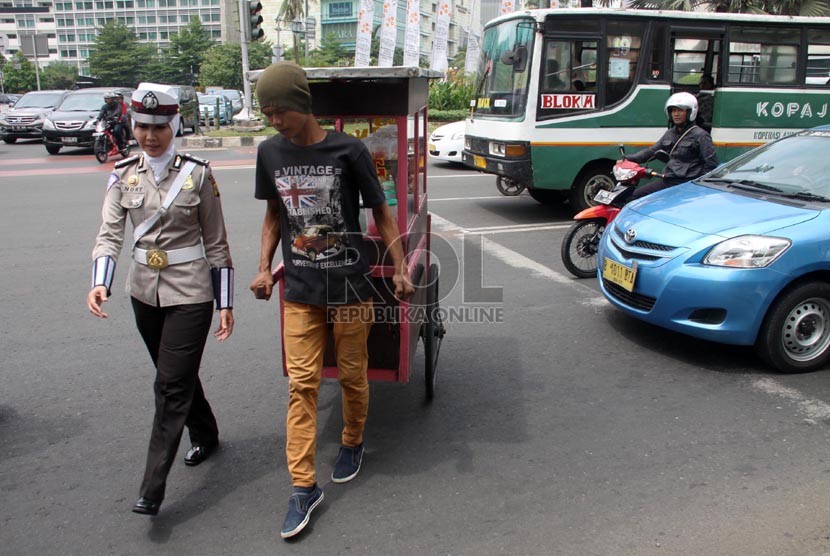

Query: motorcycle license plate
left=473, top=155, right=486, bottom=169
left=602, top=258, right=637, bottom=292
left=593, top=189, right=616, bottom=204
left=62, top=136, right=78, bottom=143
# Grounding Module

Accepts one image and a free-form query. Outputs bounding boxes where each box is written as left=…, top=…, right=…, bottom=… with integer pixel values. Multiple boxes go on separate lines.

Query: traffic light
left=247, top=0, right=264, bottom=41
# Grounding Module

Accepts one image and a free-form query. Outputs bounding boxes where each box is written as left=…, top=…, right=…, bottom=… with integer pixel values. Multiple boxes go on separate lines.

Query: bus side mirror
left=499, top=44, right=528, bottom=73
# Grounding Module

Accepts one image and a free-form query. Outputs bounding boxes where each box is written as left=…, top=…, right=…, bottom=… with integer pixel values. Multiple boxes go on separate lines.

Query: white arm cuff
left=92, top=256, right=116, bottom=294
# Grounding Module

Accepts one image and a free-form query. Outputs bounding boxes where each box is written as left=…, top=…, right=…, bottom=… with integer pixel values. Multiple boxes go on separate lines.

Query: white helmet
left=665, top=92, right=698, bottom=122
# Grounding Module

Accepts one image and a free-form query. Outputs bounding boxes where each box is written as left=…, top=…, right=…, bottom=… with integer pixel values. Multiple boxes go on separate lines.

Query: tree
left=164, top=17, right=214, bottom=84
left=278, top=0, right=305, bottom=63
left=306, top=33, right=350, bottom=67
left=199, top=41, right=273, bottom=89
left=4, top=52, right=36, bottom=93
left=625, top=0, right=830, bottom=15
left=41, top=62, right=78, bottom=90
left=89, top=20, right=157, bottom=86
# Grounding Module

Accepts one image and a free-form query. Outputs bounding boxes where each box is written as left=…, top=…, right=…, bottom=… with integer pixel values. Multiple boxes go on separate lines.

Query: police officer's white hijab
left=131, top=115, right=180, bottom=182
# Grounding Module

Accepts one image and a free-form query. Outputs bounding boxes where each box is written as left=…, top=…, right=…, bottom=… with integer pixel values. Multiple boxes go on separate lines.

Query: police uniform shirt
left=91, top=153, right=233, bottom=307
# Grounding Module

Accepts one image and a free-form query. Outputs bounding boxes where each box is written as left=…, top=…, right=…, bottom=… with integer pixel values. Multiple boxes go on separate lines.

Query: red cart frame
left=262, top=67, right=445, bottom=398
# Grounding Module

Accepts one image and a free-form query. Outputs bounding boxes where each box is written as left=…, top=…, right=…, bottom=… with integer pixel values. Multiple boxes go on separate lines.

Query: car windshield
left=704, top=131, right=830, bottom=198
left=14, top=92, right=64, bottom=108
left=59, top=93, right=106, bottom=111
left=220, top=91, right=241, bottom=101
left=200, top=95, right=223, bottom=104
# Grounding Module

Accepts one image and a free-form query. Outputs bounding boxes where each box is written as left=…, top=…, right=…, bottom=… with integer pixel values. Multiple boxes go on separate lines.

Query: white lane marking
left=467, top=224, right=571, bottom=235
left=431, top=213, right=603, bottom=298
left=432, top=195, right=524, bottom=202
left=430, top=173, right=492, bottom=179
left=212, top=164, right=257, bottom=170
left=751, top=377, right=830, bottom=422
left=465, top=222, right=563, bottom=232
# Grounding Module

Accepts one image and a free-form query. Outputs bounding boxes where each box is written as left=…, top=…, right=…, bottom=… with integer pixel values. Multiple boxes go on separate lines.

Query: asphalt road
left=2, top=138, right=830, bottom=556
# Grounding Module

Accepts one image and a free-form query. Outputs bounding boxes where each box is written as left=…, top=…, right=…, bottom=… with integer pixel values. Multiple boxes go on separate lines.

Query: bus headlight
left=489, top=142, right=506, bottom=156
left=464, top=136, right=471, bottom=149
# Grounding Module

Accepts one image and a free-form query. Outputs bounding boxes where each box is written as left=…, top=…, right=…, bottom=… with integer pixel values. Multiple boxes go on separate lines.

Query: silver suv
left=0, top=90, right=69, bottom=143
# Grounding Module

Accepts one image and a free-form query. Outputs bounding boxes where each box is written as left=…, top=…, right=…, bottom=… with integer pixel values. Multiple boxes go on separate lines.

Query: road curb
left=180, top=135, right=270, bottom=149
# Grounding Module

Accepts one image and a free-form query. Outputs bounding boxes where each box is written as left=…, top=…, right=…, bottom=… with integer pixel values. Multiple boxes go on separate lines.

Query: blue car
left=598, top=126, right=830, bottom=373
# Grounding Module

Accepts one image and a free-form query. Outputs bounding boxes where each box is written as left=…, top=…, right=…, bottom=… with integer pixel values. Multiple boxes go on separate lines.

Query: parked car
left=428, top=120, right=464, bottom=163
left=598, top=126, right=830, bottom=373
left=0, top=90, right=69, bottom=143
left=42, top=87, right=133, bottom=155
left=137, top=82, right=198, bottom=136
left=198, top=94, right=231, bottom=125
left=217, top=89, right=243, bottom=114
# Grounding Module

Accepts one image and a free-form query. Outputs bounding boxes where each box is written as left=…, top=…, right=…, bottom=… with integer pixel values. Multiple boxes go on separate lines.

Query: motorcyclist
left=97, top=92, right=126, bottom=150
left=624, top=92, right=718, bottom=201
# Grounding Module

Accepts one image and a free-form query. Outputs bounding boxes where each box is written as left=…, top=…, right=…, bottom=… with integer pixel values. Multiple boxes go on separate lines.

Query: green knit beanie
left=255, top=62, right=312, bottom=114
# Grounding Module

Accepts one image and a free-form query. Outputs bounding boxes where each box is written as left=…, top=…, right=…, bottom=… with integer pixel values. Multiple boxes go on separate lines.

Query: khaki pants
left=283, top=300, right=374, bottom=487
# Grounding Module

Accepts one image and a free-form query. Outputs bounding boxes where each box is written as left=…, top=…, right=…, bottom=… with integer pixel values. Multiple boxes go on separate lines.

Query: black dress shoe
left=184, top=442, right=218, bottom=466
left=132, top=497, right=161, bottom=516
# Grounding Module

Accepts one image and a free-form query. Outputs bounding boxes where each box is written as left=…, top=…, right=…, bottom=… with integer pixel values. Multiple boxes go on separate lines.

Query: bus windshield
left=473, top=18, right=535, bottom=118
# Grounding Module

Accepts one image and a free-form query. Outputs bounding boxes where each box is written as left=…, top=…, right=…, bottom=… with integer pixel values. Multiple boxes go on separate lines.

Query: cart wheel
left=423, top=263, right=445, bottom=399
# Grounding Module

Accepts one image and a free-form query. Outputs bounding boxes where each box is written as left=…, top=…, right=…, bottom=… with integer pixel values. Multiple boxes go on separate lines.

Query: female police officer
left=86, top=87, right=234, bottom=516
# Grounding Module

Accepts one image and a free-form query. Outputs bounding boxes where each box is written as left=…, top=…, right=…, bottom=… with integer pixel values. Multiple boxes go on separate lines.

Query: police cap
left=131, top=89, right=178, bottom=125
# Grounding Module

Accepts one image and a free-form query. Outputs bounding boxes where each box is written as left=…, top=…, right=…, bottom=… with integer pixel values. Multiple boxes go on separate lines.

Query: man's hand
left=393, top=266, right=415, bottom=300
left=250, top=270, right=275, bottom=301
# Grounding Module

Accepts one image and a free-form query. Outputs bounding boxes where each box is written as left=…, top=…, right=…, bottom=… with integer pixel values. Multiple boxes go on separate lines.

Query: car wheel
left=45, top=145, right=61, bottom=155
left=570, top=162, right=614, bottom=212
left=4, top=137, right=17, bottom=144
left=496, top=176, right=525, bottom=196
left=755, top=281, right=830, bottom=373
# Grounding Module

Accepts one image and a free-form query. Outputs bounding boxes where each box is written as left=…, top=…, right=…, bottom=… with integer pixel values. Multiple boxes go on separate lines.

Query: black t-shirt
left=255, top=131, right=386, bottom=306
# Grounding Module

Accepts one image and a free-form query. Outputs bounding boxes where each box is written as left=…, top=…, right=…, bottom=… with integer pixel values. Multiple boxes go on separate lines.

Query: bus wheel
left=570, top=163, right=614, bottom=212
left=528, top=189, right=566, bottom=205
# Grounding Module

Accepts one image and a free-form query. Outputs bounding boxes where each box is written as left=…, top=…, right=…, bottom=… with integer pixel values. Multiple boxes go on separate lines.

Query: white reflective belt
left=132, top=160, right=197, bottom=247
left=134, top=244, right=205, bottom=266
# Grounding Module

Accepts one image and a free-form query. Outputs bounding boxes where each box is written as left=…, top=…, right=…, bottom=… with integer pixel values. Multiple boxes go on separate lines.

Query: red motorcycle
left=93, top=118, right=131, bottom=164
left=560, top=147, right=664, bottom=278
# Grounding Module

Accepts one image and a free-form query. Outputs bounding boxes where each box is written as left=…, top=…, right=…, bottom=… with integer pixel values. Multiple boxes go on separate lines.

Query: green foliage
left=429, top=109, right=469, bottom=122
left=428, top=77, right=475, bottom=111
left=3, top=52, right=37, bottom=93
left=89, top=20, right=156, bottom=86
left=306, top=33, right=350, bottom=67
left=41, top=62, right=78, bottom=90
left=199, top=41, right=273, bottom=90
left=627, top=0, right=830, bottom=15
left=163, top=17, right=214, bottom=84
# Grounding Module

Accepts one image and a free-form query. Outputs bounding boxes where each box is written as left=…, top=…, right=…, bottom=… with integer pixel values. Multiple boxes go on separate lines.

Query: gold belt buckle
left=146, top=248, right=169, bottom=270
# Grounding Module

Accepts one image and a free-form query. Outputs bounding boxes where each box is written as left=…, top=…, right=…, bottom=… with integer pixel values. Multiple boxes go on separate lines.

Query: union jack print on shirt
left=276, top=175, right=317, bottom=210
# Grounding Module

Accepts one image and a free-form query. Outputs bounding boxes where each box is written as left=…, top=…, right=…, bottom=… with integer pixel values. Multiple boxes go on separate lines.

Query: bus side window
left=727, top=27, right=799, bottom=85
left=647, top=23, right=667, bottom=81
left=807, top=29, right=830, bottom=86
left=605, top=22, right=644, bottom=106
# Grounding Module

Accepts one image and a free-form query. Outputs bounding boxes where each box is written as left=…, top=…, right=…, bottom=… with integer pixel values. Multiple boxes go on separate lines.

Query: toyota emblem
left=624, top=228, right=637, bottom=244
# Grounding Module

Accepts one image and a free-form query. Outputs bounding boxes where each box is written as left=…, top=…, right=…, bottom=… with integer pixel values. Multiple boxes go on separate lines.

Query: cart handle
left=271, top=263, right=285, bottom=284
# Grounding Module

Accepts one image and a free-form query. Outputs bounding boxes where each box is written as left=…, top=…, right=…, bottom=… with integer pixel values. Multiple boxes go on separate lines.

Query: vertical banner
left=430, top=0, right=450, bottom=73
left=354, top=0, right=375, bottom=67
left=402, top=0, right=420, bottom=67
left=499, top=0, right=515, bottom=15
left=464, top=32, right=480, bottom=74
left=378, top=0, right=398, bottom=67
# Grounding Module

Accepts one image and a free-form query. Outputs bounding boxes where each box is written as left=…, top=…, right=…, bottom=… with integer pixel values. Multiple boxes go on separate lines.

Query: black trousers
left=131, top=297, right=218, bottom=502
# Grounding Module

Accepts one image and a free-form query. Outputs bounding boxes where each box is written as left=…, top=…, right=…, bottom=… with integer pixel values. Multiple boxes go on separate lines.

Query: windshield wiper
left=779, top=190, right=830, bottom=203
left=699, top=177, right=784, bottom=193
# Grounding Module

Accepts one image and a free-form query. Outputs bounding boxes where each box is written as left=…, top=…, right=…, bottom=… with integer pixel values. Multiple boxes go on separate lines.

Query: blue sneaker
left=331, top=443, right=364, bottom=483
left=280, top=484, right=324, bottom=539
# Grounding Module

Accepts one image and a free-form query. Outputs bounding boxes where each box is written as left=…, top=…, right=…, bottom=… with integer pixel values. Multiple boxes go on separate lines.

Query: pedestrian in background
left=86, top=87, right=234, bottom=516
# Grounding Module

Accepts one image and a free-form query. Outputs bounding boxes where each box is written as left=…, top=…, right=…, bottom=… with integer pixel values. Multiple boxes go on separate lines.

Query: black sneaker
left=280, top=484, right=324, bottom=539
left=331, top=443, right=364, bottom=483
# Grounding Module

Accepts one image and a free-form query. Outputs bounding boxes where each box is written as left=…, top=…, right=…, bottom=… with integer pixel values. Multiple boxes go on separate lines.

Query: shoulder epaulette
left=182, top=153, right=209, bottom=166
left=114, top=154, right=140, bottom=169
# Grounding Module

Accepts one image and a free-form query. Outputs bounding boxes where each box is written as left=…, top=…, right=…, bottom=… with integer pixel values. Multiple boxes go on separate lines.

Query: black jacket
left=627, top=124, right=718, bottom=184
left=98, top=101, right=124, bottom=123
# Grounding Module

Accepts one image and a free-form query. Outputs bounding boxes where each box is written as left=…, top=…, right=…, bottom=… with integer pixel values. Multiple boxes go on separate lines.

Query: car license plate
left=473, top=155, right=486, bottom=169
left=428, top=143, right=436, bottom=152
left=62, top=136, right=78, bottom=143
left=602, top=258, right=637, bottom=292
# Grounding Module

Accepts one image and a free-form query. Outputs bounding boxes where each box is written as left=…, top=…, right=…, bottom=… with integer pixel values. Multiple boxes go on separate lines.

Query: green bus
left=462, top=8, right=830, bottom=211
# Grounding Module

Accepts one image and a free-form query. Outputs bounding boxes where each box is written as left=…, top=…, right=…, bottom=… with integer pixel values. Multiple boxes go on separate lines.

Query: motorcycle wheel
left=94, top=137, right=109, bottom=164
left=561, top=218, right=606, bottom=279
left=119, top=144, right=132, bottom=158
left=496, top=176, right=525, bottom=196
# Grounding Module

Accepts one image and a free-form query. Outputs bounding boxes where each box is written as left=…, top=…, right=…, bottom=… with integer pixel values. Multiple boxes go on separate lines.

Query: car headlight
left=703, top=235, right=791, bottom=268
left=83, top=119, right=97, bottom=130
left=613, top=166, right=638, bottom=181
left=42, top=118, right=55, bottom=130
left=451, top=131, right=464, bottom=140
